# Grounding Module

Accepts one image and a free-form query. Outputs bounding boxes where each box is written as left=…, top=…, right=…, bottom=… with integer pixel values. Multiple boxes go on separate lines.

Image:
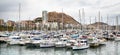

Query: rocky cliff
left=48, top=11, right=80, bottom=25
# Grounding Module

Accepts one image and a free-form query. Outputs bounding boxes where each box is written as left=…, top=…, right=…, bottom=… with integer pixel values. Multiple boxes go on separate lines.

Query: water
left=0, top=41, right=120, bottom=55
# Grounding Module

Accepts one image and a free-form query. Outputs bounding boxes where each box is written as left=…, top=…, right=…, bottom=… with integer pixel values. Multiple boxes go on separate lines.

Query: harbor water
left=0, top=41, right=120, bottom=55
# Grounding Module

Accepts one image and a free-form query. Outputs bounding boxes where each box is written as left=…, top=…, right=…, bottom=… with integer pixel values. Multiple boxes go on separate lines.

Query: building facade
left=6, top=20, right=16, bottom=27
left=0, top=19, right=4, bottom=25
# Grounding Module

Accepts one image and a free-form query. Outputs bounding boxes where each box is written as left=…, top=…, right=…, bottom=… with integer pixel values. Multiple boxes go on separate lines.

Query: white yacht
left=55, top=38, right=67, bottom=48
left=88, top=37, right=100, bottom=47
left=55, top=41, right=66, bottom=47
left=7, top=36, right=21, bottom=45
left=40, top=39, right=55, bottom=48
left=72, top=39, right=89, bottom=50
left=115, top=32, right=120, bottom=41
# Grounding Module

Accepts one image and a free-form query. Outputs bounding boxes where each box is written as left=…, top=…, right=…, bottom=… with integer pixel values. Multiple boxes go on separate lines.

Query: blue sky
left=0, top=0, right=120, bottom=25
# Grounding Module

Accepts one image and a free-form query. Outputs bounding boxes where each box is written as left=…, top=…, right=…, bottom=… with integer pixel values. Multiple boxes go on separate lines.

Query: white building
left=42, top=11, right=48, bottom=24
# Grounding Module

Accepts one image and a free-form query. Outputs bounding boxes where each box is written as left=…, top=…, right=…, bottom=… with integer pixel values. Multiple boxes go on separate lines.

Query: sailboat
left=115, top=32, right=120, bottom=41
left=71, top=9, right=89, bottom=50
left=0, top=32, right=9, bottom=43
left=115, top=16, right=120, bottom=41
left=7, top=3, right=25, bottom=45
left=88, top=11, right=106, bottom=47
left=103, top=15, right=115, bottom=40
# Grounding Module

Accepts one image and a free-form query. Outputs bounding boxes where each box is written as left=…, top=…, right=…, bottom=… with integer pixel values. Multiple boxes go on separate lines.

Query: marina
left=0, top=40, right=120, bottom=55
left=0, top=0, right=120, bottom=55
left=0, top=30, right=120, bottom=53
left=0, top=9, right=120, bottom=54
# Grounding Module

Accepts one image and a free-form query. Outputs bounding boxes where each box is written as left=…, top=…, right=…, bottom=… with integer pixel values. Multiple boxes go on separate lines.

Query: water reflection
left=0, top=41, right=120, bottom=55
left=72, top=50, right=87, bottom=55
left=114, top=41, right=119, bottom=55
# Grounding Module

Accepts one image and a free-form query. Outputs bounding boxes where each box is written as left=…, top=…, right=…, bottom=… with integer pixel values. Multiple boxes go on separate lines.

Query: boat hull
left=72, top=45, right=89, bottom=50
left=40, top=43, right=54, bottom=48
left=115, top=37, right=120, bottom=41
left=89, top=43, right=99, bottom=47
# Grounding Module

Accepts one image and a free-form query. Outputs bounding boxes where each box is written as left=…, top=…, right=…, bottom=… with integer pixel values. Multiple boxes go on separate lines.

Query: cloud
left=0, top=0, right=120, bottom=25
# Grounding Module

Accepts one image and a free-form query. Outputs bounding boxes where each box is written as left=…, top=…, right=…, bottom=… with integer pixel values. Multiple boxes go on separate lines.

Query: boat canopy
left=9, top=36, right=20, bottom=38
left=70, top=34, right=79, bottom=38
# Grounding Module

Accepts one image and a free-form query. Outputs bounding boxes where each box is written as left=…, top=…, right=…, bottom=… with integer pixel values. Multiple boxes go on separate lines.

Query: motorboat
left=40, top=39, right=55, bottom=48
left=72, top=39, right=89, bottom=50
left=7, top=36, right=21, bottom=45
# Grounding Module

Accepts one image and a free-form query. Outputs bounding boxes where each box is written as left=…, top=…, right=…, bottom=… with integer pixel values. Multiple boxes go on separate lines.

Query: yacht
left=72, top=39, right=89, bottom=50
left=40, top=39, right=55, bottom=48
left=88, top=37, right=100, bottom=47
left=115, top=32, right=120, bottom=41
left=7, top=36, right=21, bottom=45
left=55, top=38, right=67, bottom=48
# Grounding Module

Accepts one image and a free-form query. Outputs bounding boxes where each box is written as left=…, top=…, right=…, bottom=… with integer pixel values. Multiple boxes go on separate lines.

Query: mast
left=18, top=3, right=21, bottom=32
left=98, top=11, right=100, bottom=30
left=82, top=8, right=85, bottom=30
left=107, top=15, right=109, bottom=31
left=116, top=16, right=118, bottom=31
left=95, top=16, right=96, bottom=30
left=95, top=16, right=96, bottom=23
left=113, top=18, right=115, bottom=30
left=28, top=17, right=31, bottom=31
left=90, top=17, right=91, bottom=24
left=79, top=9, right=82, bottom=30
left=62, top=9, right=64, bottom=30
left=90, top=16, right=91, bottom=30
left=101, top=16, right=103, bottom=30
left=7, top=18, right=9, bottom=31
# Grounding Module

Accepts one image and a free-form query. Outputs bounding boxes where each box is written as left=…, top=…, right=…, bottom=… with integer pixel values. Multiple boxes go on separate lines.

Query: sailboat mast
left=90, top=16, right=91, bottom=30
left=62, top=9, right=64, bottom=30
left=18, top=3, right=21, bottom=32
left=107, top=15, right=109, bottom=31
left=82, top=8, right=85, bottom=30
left=116, top=16, right=118, bottom=31
left=95, top=16, right=96, bottom=30
left=7, top=18, right=9, bottom=31
left=101, top=16, right=103, bottom=30
left=90, top=17, right=91, bottom=24
left=98, top=11, right=100, bottom=30
left=28, top=17, right=31, bottom=31
left=95, top=16, right=96, bottom=22
left=79, top=9, right=82, bottom=30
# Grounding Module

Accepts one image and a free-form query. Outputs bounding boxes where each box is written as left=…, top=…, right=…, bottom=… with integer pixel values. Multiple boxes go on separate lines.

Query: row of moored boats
left=0, top=30, right=120, bottom=50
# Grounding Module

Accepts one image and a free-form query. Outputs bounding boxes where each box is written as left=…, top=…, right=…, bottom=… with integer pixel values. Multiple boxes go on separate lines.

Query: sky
left=0, top=0, right=120, bottom=25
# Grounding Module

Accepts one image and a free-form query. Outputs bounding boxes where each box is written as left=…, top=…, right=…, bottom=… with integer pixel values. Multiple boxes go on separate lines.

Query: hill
left=47, top=11, right=80, bottom=25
